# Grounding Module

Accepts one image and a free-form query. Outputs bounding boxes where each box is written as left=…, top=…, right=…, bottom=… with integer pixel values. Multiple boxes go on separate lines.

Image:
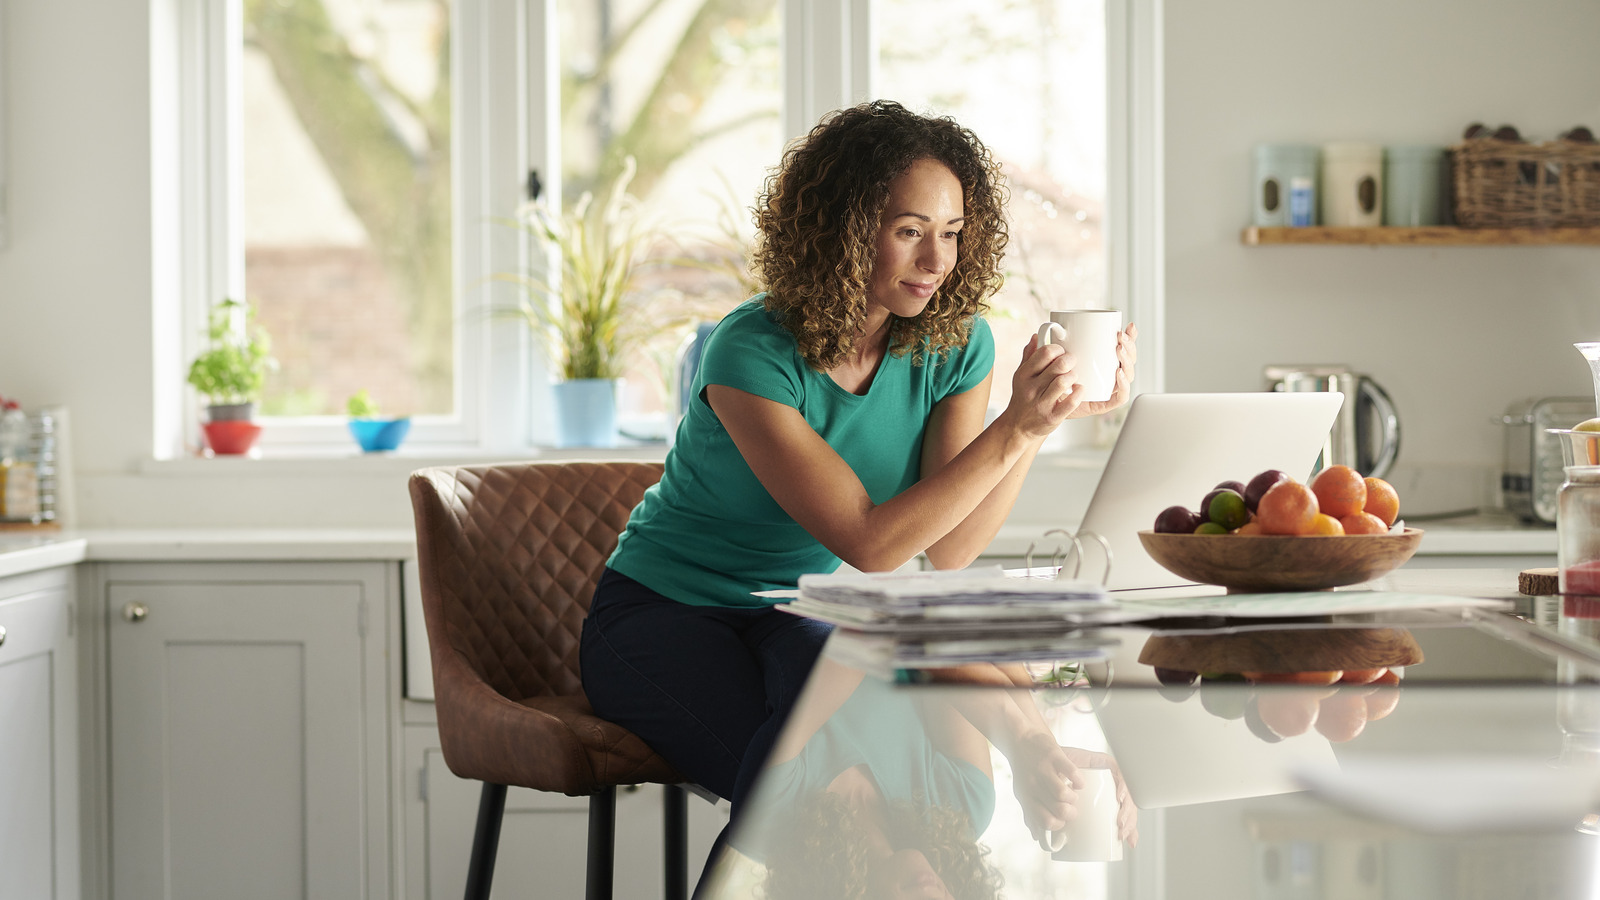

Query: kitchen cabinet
left=103, top=561, right=395, bottom=900
left=0, top=566, right=78, bottom=900
left=398, top=714, right=727, bottom=900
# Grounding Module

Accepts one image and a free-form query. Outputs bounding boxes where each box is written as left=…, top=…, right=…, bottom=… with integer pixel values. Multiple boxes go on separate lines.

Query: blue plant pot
left=348, top=417, right=412, bottom=452
left=553, top=379, right=618, bottom=448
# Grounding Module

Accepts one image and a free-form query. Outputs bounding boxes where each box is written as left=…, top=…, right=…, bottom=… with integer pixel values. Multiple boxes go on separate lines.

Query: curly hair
left=751, top=100, right=1009, bottom=370
left=760, top=794, right=1004, bottom=900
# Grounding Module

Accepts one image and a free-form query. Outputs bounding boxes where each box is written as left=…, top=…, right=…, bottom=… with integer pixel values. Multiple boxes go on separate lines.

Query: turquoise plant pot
left=348, top=417, right=411, bottom=452
left=553, top=379, right=619, bottom=447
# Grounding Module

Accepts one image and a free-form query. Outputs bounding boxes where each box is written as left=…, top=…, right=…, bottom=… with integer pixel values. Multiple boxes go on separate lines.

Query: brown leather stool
left=409, top=461, right=704, bottom=900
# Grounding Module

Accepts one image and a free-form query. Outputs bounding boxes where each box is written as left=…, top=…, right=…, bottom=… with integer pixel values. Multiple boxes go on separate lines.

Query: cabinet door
left=108, top=580, right=366, bottom=899
left=0, top=570, right=77, bottom=900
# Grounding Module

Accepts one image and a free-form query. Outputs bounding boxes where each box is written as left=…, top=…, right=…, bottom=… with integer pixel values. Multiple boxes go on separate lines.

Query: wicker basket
left=1451, top=139, right=1600, bottom=227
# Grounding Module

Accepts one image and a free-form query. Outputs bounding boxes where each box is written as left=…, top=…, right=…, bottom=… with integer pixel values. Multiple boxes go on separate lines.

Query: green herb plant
left=187, top=298, right=276, bottom=406
left=496, top=157, right=670, bottom=381
left=346, top=390, right=381, bottom=418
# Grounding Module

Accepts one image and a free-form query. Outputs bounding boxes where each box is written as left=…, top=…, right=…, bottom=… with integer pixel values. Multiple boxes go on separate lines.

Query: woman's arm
left=706, top=339, right=1077, bottom=573
left=921, top=324, right=1138, bottom=569
left=919, top=374, right=1040, bottom=569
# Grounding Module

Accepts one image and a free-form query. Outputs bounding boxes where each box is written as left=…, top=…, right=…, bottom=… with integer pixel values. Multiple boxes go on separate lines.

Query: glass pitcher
left=1554, top=342, right=1600, bottom=597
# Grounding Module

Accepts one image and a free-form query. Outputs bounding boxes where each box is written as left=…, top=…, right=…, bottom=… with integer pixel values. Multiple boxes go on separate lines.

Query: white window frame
left=160, top=0, right=1160, bottom=458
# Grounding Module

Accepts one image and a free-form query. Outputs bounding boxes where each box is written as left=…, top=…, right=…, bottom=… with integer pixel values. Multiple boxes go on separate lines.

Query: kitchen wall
left=1163, top=0, right=1600, bottom=514
left=1, top=0, right=1598, bottom=529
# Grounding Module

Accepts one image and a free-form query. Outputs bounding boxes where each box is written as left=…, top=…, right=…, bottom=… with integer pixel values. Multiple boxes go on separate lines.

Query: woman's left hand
left=1067, top=322, right=1138, bottom=419
left=1060, top=748, right=1140, bottom=847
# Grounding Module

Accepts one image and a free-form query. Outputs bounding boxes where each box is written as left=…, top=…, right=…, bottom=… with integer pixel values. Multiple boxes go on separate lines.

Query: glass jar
left=1559, top=465, right=1600, bottom=597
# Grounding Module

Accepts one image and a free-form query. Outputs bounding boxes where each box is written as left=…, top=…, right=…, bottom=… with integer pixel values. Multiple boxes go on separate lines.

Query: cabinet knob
left=122, top=602, right=149, bottom=623
left=0, top=624, right=6, bottom=647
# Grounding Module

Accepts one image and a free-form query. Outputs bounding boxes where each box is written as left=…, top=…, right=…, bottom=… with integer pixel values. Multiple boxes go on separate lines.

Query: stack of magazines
left=781, top=565, right=1118, bottom=634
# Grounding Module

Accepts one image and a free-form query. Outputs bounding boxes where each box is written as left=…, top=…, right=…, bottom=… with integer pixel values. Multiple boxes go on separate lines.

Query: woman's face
left=867, top=158, right=964, bottom=320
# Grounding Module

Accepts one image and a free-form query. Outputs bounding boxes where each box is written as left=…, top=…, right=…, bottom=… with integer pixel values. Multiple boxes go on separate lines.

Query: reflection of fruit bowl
left=1137, top=528, right=1424, bottom=593
left=1140, top=629, right=1416, bottom=742
left=1139, top=627, right=1423, bottom=675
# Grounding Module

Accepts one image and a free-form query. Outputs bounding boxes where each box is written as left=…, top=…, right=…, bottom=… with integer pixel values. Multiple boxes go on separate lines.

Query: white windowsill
left=138, top=443, right=1113, bottom=477
left=138, top=443, right=673, bottom=477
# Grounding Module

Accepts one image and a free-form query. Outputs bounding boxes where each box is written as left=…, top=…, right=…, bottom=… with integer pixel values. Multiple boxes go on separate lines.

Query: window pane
left=877, top=0, right=1106, bottom=415
left=243, top=0, right=453, bottom=418
left=558, top=0, right=782, bottom=436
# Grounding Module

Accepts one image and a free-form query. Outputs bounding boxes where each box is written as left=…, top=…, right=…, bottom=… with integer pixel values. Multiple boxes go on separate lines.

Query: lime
left=1194, top=522, right=1228, bottom=535
left=1207, top=489, right=1249, bottom=530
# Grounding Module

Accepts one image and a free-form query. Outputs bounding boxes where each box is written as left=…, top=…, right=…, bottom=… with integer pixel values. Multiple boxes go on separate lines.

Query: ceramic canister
left=1321, top=142, right=1384, bottom=227
left=1252, top=144, right=1320, bottom=227
left=1383, top=145, right=1446, bottom=226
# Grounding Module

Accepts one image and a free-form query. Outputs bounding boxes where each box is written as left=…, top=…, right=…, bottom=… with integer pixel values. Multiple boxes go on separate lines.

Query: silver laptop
left=1078, top=392, right=1345, bottom=591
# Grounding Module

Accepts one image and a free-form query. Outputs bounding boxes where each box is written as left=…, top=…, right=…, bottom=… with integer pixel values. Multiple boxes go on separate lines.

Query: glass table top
left=702, top=572, right=1600, bottom=900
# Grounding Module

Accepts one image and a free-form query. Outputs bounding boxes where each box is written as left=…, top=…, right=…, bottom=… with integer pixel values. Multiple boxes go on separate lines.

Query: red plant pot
left=202, top=420, right=262, bottom=455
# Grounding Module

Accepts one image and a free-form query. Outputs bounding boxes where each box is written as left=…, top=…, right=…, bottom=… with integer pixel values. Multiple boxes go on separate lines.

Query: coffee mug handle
left=1038, top=322, right=1066, bottom=347
left=1040, top=829, right=1069, bottom=853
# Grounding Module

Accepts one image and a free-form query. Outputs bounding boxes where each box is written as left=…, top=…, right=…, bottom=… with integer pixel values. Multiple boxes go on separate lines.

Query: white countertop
left=0, top=515, right=1558, bottom=582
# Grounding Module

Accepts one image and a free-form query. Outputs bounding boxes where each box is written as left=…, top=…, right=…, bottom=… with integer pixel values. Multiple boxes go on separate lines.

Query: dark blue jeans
left=579, top=567, right=833, bottom=807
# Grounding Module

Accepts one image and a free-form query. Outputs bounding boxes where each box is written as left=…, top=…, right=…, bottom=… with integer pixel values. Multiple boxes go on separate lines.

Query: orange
left=1234, top=520, right=1263, bottom=535
left=1243, top=670, right=1343, bottom=685
left=1310, top=465, right=1367, bottom=518
left=1340, top=511, right=1388, bottom=535
left=1307, top=513, right=1345, bottom=536
left=1314, top=690, right=1369, bottom=742
left=1363, top=477, right=1400, bottom=526
left=1339, top=667, right=1387, bottom=684
left=1363, top=669, right=1402, bottom=720
left=1255, top=481, right=1319, bottom=535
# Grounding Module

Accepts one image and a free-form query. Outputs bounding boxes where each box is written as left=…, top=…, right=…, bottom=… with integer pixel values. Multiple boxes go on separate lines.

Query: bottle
left=1558, top=465, right=1600, bottom=597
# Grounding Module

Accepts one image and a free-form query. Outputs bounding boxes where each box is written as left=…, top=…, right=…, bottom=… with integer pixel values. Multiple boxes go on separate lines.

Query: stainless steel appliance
left=1500, top=396, right=1592, bottom=525
left=1263, top=365, right=1401, bottom=479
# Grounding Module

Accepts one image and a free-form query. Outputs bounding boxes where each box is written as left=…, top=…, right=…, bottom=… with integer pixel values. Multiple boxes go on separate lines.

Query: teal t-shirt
left=608, top=296, right=995, bottom=608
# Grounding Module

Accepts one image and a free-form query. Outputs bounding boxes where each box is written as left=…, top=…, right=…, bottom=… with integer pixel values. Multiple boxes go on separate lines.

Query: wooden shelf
left=1241, top=225, right=1600, bottom=246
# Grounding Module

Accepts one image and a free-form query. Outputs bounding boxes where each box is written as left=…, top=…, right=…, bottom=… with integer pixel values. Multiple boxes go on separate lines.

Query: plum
left=1243, top=469, right=1290, bottom=513
left=1154, top=667, right=1198, bottom=686
left=1154, top=505, right=1201, bottom=534
left=1215, top=480, right=1246, bottom=495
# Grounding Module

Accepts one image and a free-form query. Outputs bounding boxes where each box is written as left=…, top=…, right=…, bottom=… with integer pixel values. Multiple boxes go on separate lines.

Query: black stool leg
left=586, top=786, right=618, bottom=900
left=664, top=784, right=688, bottom=900
left=465, top=782, right=507, bottom=900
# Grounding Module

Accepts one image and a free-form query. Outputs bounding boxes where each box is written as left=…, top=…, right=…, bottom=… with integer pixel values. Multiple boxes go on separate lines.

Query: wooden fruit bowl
left=1137, top=528, right=1424, bottom=593
left=1139, top=627, right=1423, bottom=674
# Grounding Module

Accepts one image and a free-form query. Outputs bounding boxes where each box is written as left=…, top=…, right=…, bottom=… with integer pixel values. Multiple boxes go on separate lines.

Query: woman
left=579, top=98, right=1138, bottom=861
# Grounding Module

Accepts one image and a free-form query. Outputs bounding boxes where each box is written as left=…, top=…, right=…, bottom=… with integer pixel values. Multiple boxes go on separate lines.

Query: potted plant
left=187, top=297, right=275, bottom=455
left=498, top=157, right=664, bottom=448
left=345, top=390, right=411, bottom=453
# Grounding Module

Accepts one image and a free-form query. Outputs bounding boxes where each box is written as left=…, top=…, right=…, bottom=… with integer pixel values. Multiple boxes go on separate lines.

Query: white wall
left=1164, top=0, right=1600, bottom=512
left=1, top=0, right=1598, bottom=529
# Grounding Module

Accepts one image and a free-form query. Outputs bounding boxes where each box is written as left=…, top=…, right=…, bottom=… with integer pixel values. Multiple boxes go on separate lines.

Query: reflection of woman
left=744, top=661, right=1137, bottom=899
left=579, top=98, right=1138, bottom=881
left=751, top=673, right=1002, bottom=900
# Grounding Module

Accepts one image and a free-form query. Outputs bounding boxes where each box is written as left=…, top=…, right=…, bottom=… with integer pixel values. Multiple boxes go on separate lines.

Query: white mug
left=1048, top=766, right=1123, bottom=862
left=1036, top=309, right=1122, bottom=403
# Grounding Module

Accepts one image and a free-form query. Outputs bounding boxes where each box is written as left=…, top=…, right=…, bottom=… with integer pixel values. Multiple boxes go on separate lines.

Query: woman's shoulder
left=709, top=295, right=795, bottom=347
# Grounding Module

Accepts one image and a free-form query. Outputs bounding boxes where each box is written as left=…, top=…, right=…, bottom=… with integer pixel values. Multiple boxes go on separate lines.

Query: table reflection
left=703, top=614, right=1600, bottom=899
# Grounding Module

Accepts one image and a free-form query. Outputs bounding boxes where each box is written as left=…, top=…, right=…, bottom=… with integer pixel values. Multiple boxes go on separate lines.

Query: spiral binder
left=1023, top=527, right=1113, bottom=586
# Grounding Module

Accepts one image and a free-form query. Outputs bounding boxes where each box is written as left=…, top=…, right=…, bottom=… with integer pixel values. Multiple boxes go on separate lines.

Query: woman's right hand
left=1000, top=335, right=1081, bottom=440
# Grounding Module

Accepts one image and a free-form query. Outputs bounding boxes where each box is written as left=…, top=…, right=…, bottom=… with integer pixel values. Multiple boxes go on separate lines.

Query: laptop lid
left=1078, top=392, right=1344, bottom=591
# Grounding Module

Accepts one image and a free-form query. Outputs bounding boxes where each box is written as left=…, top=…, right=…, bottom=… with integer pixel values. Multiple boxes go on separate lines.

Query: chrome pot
left=1263, top=364, right=1401, bottom=479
